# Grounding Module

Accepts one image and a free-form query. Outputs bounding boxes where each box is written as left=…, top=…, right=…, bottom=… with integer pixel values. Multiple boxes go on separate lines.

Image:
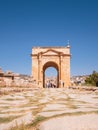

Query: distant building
left=0, top=68, right=35, bottom=87
left=71, top=75, right=89, bottom=86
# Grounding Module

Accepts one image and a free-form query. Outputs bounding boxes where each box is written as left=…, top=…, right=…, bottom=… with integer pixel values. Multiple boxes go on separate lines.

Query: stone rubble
left=0, top=68, right=36, bottom=87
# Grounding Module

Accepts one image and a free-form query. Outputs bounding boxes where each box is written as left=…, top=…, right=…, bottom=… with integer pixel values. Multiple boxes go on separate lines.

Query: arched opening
left=45, top=67, right=57, bottom=88
left=43, top=61, right=59, bottom=88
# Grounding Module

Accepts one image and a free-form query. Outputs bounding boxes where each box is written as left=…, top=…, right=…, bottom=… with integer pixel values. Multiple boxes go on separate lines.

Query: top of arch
left=32, top=45, right=70, bottom=49
left=31, top=46, right=70, bottom=56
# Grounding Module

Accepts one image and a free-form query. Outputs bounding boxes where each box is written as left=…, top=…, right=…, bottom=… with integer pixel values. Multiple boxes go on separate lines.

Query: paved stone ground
left=39, top=114, right=98, bottom=130
left=0, top=88, right=98, bottom=130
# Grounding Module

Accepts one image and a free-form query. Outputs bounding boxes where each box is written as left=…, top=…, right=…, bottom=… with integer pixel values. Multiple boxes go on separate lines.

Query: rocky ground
left=0, top=87, right=98, bottom=130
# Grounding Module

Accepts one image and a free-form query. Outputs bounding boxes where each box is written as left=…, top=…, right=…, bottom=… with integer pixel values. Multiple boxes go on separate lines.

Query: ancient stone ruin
left=0, top=68, right=34, bottom=87
left=31, top=45, right=71, bottom=88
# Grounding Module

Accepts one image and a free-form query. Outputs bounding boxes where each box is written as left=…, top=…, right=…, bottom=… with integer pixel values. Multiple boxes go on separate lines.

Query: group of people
left=46, top=81, right=57, bottom=88
left=45, top=80, right=65, bottom=88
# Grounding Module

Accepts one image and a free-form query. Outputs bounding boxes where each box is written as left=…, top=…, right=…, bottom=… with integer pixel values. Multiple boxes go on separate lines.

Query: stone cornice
left=31, top=54, right=71, bottom=57
left=32, top=46, right=70, bottom=49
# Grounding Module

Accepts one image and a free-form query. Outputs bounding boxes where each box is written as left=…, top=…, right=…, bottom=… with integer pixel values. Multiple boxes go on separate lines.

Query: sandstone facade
left=31, top=46, right=71, bottom=88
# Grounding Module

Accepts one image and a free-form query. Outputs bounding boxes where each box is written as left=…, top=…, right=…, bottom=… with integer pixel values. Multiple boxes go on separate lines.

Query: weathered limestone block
left=0, top=77, right=6, bottom=87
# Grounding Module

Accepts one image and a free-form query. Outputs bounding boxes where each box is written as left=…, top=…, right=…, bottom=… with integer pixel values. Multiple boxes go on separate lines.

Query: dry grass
left=0, top=115, right=23, bottom=123
left=0, top=88, right=98, bottom=130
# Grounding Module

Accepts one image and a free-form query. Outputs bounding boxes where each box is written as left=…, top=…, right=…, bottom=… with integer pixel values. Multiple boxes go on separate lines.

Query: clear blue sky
left=0, top=0, right=98, bottom=76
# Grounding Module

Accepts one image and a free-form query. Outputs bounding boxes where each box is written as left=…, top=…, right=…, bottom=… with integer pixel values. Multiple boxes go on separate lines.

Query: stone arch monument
left=31, top=45, right=71, bottom=88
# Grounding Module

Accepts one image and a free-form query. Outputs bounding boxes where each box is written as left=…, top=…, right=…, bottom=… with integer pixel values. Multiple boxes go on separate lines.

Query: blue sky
left=0, top=0, right=98, bottom=76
